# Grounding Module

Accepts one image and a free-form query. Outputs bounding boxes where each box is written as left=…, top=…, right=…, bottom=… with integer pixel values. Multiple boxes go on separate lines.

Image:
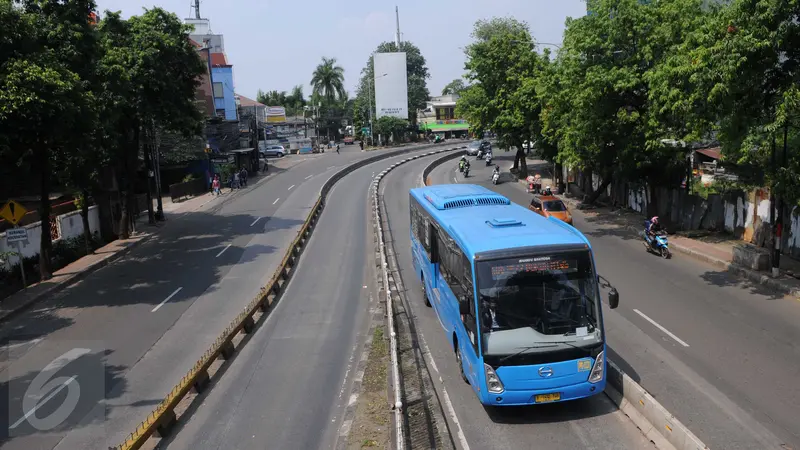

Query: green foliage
left=442, top=79, right=467, bottom=96
left=373, top=116, right=409, bottom=142
left=311, top=57, right=346, bottom=104
left=257, top=85, right=306, bottom=116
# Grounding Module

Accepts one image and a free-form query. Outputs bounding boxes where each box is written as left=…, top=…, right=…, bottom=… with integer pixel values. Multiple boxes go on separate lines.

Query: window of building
left=215, top=109, right=226, bottom=117
left=436, top=107, right=455, bottom=120
left=213, top=82, right=224, bottom=98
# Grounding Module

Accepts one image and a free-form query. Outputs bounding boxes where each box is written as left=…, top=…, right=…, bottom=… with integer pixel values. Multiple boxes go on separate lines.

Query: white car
left=263, top=145, right=286, bottom=158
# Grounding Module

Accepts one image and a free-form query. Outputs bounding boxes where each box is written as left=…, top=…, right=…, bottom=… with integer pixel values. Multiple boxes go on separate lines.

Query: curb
left=424, top=158, right=708, bottom=450
left=111, top=142, right=446, bottom=450
left=606, top=360, right=708, bottom=450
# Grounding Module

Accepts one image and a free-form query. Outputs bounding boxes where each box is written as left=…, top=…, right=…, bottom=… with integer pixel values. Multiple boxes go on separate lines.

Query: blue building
left=210, top=52, right=237, bottom=121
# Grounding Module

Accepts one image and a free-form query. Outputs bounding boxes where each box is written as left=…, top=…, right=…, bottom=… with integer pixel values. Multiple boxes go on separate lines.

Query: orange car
left=529, top=195, right=573, bottom=224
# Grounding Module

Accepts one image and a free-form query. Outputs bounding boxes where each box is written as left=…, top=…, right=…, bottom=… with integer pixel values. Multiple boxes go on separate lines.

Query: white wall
left=0, top=206, right=99, bottom=269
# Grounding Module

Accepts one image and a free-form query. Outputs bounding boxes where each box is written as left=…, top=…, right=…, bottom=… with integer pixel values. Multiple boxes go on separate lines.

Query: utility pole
left=395, top=6, right=401, bottom=47
left=153, top=123, right=165, bottom=220
left=368, top=75, right=374, bottom=147
left=194, top=0, right=201, bottom=19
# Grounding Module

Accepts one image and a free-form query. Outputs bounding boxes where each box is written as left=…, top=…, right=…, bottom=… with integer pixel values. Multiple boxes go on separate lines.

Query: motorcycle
left=643, top=229, right=671, bottom=259
left=464, top=166, right=470, bottom=178
left=476, top=149, right=485, bottom=159
left=492, top=171, right=500, bottom=185
left=485, top=153, right=493, bottom=166
left=459, top=160, right=466, bottom=173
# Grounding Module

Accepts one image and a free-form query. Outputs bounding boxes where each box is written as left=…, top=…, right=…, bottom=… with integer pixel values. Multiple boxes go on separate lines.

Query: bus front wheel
left=422, top=275, right=431, bottom=307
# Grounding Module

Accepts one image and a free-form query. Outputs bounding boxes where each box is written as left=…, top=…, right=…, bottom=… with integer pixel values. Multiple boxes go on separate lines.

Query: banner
left=266, top=106, right=287, bottom=123
left=374, top=52, right=409, bottom=120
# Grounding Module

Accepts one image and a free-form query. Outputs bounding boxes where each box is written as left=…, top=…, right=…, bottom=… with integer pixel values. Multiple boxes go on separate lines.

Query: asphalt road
left=159, top=148, right=447, bottom=450
left=380, top=154, right=655, bottom=450
left=0, top=143, right=429, bottom=449
left=426, top=153, right=800, bottom=450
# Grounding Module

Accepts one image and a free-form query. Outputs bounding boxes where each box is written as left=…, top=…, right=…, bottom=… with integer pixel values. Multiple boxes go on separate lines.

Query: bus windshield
left=475, top=251, right=601, bottom=356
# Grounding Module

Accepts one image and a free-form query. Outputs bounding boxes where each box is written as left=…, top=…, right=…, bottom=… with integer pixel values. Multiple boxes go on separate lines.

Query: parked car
left=529, top=195, right=572, bottom=225
left=262, top=145, right=286, bottom=158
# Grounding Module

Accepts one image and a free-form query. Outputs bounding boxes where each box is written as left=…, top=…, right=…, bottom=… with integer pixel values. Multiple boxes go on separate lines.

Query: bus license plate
left=535, top=393, right=561, bottom=403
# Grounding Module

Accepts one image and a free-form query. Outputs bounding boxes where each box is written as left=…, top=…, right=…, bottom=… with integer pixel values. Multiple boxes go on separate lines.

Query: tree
left=462, top=17, right=547, bottom=178
left=442, top=79, right=467, bottom=96
left=373, top=116, right=409, bottom=143
left=97, top=8, right=205, bottom=234
left=0, top=0, right=100, bottom=279
left=311, top=56, right=346, bottom=104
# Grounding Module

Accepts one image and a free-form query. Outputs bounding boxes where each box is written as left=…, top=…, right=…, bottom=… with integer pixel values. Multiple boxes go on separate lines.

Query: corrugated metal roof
left=696, top=147, right=721, bottom=160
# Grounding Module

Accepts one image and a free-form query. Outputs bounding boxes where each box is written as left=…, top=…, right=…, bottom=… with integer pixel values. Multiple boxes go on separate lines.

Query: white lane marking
left=633, top=309, right=690, bottom=347
left=272, top=198, right=280, bottom=205
left=4, top=338, right=43, bottom=349
left=305, top=174, right=313, bottom=180
left=287, top=184, right=295, bottom=191
left=152, top=287, right=183, bottom=313
left=10, top=375, right=78, bottom=429
left=250, top=217, right=262, bottom=227
left=215, top=244, right=231, bottom=258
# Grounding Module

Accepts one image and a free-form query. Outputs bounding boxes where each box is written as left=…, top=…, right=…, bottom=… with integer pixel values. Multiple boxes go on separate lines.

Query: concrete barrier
left=111, top=142, right=450, bottom=450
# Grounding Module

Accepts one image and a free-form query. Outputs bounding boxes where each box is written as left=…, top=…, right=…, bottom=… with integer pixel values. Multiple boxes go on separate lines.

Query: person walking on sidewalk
left=232, top=171, right=240, bottom=190
left=212, top=175, right=221, bottom=196
left=240, top=167, right=248, bottom=187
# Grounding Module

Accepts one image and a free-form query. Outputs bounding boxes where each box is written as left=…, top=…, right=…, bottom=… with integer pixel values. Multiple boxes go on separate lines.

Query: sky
left=94, top=0, right=587, bottom=100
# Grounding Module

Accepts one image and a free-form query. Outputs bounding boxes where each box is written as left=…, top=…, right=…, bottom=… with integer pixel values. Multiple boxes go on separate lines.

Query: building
left=189, top=39, right=215, bottom=117
left=417, top=94, right=470, bottom=138
left=185, top=17, right=237, bottom=121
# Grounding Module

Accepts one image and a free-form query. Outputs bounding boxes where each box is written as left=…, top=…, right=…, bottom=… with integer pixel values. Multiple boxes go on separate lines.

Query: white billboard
left=374, top=52, right=408, bottom=120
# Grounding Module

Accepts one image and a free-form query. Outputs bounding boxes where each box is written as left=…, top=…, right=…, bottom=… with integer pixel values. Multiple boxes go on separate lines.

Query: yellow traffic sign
left=0, top=200, right=28, bottom=225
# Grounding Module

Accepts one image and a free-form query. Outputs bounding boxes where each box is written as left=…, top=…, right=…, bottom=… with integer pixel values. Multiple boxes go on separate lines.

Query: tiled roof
left=210, top=53, right=230, bottom=67
left=237, top=95, right=264, bottom=107
left=696, top=147, right=721, bottom=160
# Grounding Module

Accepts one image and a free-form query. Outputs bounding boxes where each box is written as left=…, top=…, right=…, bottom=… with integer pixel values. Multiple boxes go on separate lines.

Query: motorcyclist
left=459, top=156, right=467, bottom=171
left=544, top=185, right=553, bottom=196
left=645, top=216, right=663, bottom=241
left=492, top=165, right=500, bottom=176
left=463, top=158, right=471, bottom=174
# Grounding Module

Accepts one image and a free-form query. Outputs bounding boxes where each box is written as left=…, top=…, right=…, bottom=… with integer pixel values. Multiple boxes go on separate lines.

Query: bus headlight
left=484, top=363, right=504, bottom=393
left=588, top=351, right=605, bottom=383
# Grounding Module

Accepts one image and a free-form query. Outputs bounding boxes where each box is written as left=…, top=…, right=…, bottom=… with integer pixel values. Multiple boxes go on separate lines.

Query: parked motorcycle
left=643, top=230, right=671, bottom=259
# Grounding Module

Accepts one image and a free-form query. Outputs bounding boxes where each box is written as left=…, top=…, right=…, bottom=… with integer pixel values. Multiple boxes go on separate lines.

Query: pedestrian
left=232, top=171, right=240, bottom=190
left=359, top=141, right=364, bottom=151
left=212, top=175, right=221, bottom=196
left=336, top=144, right=340, bottom=154
left=240, top=167, right=248, bottom=187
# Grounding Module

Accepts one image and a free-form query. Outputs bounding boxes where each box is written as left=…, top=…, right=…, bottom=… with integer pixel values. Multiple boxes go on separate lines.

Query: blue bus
left=409, top=184, right=619, bottom=406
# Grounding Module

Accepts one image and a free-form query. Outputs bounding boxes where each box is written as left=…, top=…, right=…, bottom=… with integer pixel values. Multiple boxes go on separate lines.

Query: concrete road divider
left=111, top=142, right=454, bottom=450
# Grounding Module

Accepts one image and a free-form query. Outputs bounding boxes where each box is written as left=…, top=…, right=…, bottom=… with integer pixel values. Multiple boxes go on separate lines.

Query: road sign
left=6, top=227, right=28, bottom=243
left=0, top=200, right=27, bottom=226
left=361, top=127, right=371, bottom=136
left=210, top=155, right=235, bottom=164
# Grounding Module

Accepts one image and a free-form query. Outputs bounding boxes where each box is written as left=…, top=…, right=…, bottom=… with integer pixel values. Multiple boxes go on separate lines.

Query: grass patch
left=348, top=325, right=391, bottom=449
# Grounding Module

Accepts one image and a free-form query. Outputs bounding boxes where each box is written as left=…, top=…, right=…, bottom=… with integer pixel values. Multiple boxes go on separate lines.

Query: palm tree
left=311, top=57, right=346, bottom=104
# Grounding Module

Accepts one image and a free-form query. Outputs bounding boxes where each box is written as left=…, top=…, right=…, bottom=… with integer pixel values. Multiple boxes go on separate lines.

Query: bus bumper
left=480, top=379, right=606, bottom=406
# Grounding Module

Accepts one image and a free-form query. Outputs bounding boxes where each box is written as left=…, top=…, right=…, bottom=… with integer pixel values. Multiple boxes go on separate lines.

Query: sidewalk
left=0, top=162, right=292, bottom=323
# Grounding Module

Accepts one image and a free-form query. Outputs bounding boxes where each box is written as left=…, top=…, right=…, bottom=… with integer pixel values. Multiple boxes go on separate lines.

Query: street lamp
left=368, top=72, right=388, bottom=147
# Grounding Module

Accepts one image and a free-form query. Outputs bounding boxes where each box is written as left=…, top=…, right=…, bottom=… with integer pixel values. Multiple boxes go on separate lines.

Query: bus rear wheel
left=456, top=344, right=469, bottom=384
left=422, top=276, right=431, bottom=307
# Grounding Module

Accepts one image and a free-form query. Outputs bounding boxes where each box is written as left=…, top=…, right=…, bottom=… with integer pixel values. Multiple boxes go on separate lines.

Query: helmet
left=651, top=216, right=659, bottom=224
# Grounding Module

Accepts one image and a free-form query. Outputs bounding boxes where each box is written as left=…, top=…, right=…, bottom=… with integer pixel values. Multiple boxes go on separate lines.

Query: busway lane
left=380, top=154, right=654, bottom=450
left=158, top=148, right=447, bottom=450
left=430, top=156, right=795, bottom=450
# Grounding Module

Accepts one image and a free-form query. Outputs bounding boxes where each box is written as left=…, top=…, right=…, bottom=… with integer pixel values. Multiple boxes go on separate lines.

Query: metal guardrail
left=111, top=142, right=449, bottom=450
left=370, top=146, right=465, bottom=450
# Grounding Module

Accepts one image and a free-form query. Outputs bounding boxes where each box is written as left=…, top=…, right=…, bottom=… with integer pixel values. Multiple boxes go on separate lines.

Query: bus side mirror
left=608, top=288, right=620, bottom=309
left=458, top=296, right=470, bottom=315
